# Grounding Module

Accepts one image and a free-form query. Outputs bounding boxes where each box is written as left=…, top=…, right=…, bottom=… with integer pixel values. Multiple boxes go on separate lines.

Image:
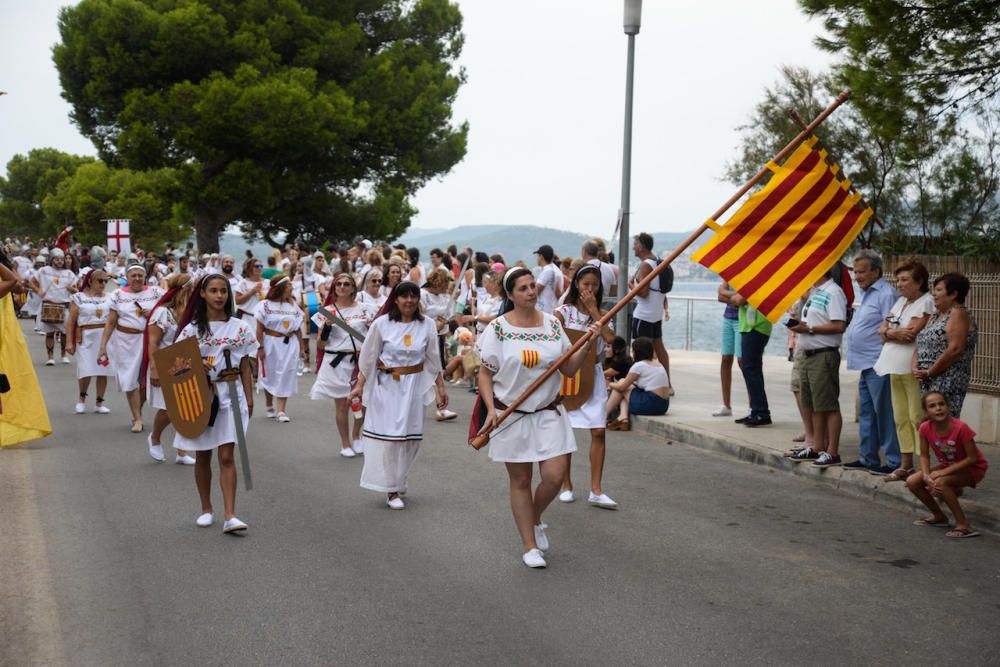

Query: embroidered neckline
left=492, top=316, right=563, bottom=342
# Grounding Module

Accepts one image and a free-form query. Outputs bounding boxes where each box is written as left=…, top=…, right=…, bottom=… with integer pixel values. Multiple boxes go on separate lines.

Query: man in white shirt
left=581, top=240, right=617, bottom=297
left=533, top=244, right=562, bottom=313
left=629, top=232, right=672, bottom=390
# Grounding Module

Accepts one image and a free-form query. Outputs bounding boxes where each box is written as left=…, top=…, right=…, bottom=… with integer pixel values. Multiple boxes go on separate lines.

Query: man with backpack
left=629, top=232, right=673, bottom=394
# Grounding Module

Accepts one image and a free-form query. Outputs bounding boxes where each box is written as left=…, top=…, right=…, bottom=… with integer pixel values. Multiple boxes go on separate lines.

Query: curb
left=632, top=415, right=1000, bottom=536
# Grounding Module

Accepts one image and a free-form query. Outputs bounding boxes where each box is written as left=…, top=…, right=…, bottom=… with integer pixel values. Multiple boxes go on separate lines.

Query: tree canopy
left=0, top=148, right=95, bottom=237
left=53, top=0, right=468, bottom=251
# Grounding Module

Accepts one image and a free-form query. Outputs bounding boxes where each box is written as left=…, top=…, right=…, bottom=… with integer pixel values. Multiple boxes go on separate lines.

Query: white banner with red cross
left=106, top=219, right=131, bottom=255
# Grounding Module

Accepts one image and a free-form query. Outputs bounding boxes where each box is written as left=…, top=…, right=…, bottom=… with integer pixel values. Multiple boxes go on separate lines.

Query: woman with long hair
left=99, top=263, right=166, bottom=433
left=421, top=268, right=459, bottom=420
left=348, top=281, right=448, bottom=509
left=143, top=273, right=196, bottom=464
left=474, top=267, right=599, bottom=567
left=65, top=269, right=114, bottom=414
left=173, top=274, right=258, bottom=533
left=554, top=264, right=618, bottom=509
left=310, top=272, right=377, bottom=457
left=254, top=275, right=304, bottom=422
left=382, top=261, right=404, bottom=297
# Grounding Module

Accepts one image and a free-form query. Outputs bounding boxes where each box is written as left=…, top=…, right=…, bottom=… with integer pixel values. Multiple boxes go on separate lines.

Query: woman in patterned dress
left=475, top=267, right=599, bottom=568
left=254, top=275, right=304, bottom=423
left=914, top=273, right=978, bottom=417
left=65, top=270, right=114, bottom=414
left=143, top=273, right=196, bottom=464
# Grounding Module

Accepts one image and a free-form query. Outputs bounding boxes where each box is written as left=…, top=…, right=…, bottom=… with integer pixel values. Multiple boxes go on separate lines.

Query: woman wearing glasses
left=235, top=258, right=266, bottom=328
left=358, top=269, right=387, bottom=310
left=65, top=270, right=114, bottom=415
left=310, top=272, right=377, bottom=457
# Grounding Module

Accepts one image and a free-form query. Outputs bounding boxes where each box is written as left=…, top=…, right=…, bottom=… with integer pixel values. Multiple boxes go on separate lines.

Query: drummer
left=31, top=248, right=77, bottom=365
left=99, top=263, right=166, bottom=433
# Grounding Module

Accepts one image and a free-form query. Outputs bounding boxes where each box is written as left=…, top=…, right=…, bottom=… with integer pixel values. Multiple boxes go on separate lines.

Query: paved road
left=3, top=321, right=999, bottom=666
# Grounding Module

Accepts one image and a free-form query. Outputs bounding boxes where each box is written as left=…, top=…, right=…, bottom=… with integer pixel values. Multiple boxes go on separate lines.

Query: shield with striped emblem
left=558, top=329, right=596, bottom=411
left=153, top=337, right=211, bottom=439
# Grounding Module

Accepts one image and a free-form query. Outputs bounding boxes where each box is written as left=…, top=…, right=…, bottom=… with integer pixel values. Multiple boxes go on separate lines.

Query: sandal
left=607, top=418, right=630, bottom=432
left=945, top=527, right=980, bottom=539
left=913, top=517, right=950, bottom=527
left=791, top=434, right=806, bottom=443
left=882, top=468, right=913, bottom=483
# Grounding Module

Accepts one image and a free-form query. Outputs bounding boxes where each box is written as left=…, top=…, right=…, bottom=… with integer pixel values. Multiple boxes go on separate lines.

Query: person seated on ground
left=906, top=391, right=988, bottom=539
left=602, top=335, right=632, bottom=382
left=605, top=336, right=670, bottom=431
left=444, top=326, right=476, bottom=384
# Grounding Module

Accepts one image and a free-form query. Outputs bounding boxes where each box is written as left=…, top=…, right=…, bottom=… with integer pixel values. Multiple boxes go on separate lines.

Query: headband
left=126, top=263, right=146, bottom=275
left=271, top=275, right=290, bottom=287
left=503, top=266, right=531, bottom=293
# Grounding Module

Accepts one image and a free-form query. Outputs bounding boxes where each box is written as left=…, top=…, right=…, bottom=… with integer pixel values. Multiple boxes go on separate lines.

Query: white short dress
left=108, top=286, right=165, bottom=392
left=358, top=315, right=441, bottom=493
left=236, top=278, right=265, bottom=327
left=36, top=266, right=76, bottom=334
left=172, top=318, right=259, bottom=452
left=476, top=313, right=577, bottom=463
left=358, top=290, right=387, bottom=311
left=555, top=304, right=608, bottom=430
left=146, top=305, right=178, bottom=410
left=254, top=299, right=303, bottom=399
left=71, top=292, right=114, bottom=379
left=309, top=302, right=375, bottom=400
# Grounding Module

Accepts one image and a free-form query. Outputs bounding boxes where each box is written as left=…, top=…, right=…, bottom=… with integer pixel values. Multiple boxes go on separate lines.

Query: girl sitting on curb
left=906, top=391, right=989, bottom=539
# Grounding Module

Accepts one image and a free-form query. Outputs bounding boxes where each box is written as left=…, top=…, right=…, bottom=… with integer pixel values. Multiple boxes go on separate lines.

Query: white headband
left=126, top=263, right=146, bottom=275
left=503, top=266, right=529, bottom=293
left=272, top=275, right=290, bottom=287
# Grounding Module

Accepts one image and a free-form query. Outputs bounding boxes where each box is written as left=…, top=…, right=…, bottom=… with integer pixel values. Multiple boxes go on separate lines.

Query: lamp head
left=624, top=0, right=642, bottom=34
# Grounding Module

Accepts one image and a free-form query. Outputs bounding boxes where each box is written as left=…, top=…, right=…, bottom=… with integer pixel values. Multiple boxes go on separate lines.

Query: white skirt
left=310, top=352, right=356, bottom=400
left=259, top=335, right=299, bottom=398
left=488, top=405, right=577, bottom=463
left=361, top=374, right=426, bottom=441
left=108, top=329, right=143, bottom=392
left=360, top=438, right=420, bottom=493
left=173, top=383, right=249, bottom=452
left=77, top=328, right=114, bottom=379
left=567, top=364, right=608, bottom=430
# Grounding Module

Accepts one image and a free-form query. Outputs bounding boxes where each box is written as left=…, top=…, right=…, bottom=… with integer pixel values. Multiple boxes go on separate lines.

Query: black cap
left=533, top=244, right=554, bottom=262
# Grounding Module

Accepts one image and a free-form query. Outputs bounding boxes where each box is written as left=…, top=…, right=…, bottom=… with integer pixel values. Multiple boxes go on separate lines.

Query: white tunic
left=71, top=292, right=114, bottom=378
left=358, top=290, right=387, bottom=310
left=309, top=302, right=375, bottom=400
left=421, top=289, right=451, bottom=337
left=254, top=300, right=303, bottom=398
left=108, top=286, right=165, bottom=392
left=357, top=315, right=441, bottom=493
left=555, top=304, right=608, bottom=429
left=146, top=305, right=179, bottom=410
left=36, top=266, right=76, bottom=333
left=476, top=313, right=577, bottom=463
left=236, top=277, right=266, bottom=326
left=23, top=268, right=42, bottom=316
left=172, top=318, right=259, bottom=452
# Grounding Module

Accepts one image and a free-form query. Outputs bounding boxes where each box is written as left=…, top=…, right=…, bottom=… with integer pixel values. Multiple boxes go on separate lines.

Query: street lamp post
left=616, top=0, right=641, bottom=339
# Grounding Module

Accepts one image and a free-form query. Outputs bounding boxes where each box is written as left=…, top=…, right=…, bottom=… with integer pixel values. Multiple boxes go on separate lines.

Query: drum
left=41, top=301, right=66, bottom=324
left=303, top=291, right=320, bottom=334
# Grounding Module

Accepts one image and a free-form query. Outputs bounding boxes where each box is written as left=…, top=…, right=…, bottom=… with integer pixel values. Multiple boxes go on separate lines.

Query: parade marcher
left=358, top=268, right=387, bottom=310
left=99, top=263, right=166, bottom=433
left=235, top=258, right=265, bottom=327
left=421, top=268, right=459, bottom=421
left=65, top=270, right=113, bottom=414
left=143, top=273, right=197, bottom=464
left=173, top=274, right=258, bottom=533
left=32, top=248, right=77, bottom=365
left=348, top=281, right=448, bottom=509
left=382, top=261, right=404, bottom=297
left=22, top=255, right=46, bottom=324
left=554, top=265, right=618, bottom=509
left=254, top=275, right=304, bottom=422
left=220, top=254, right=239, bottom=296
left=310, top=272, right=376, bottom=457
left=475, top=267, right=599, bottom=568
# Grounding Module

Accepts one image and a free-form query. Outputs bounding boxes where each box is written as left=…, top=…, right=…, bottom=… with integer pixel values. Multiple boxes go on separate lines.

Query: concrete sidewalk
left=633, top=350, right=1000, bottom=534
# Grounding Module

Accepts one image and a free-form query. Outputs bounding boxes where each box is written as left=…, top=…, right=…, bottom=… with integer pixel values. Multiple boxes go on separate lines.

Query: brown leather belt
left=264, top=328, right=294, bottom=343
left=495, top=397, right=562, bottom=414
left=79, top=323, right=105, bottom=331
left=377, top=362, right=424, bottom=381
left=116, top=324, right=143, bottom=335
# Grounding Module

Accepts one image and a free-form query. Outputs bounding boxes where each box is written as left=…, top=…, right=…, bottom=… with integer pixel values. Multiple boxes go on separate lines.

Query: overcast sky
left=1, top=0, right=834, bottom=238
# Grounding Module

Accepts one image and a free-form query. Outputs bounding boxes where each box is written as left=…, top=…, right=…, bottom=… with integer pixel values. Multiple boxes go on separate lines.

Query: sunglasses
left=335, top=281, right=354, bottom=287
left=95, top=279, right=108, bottom=284
left=371, top=279, right=383, bottom=284
left=254, top=263, right=264, bottom=268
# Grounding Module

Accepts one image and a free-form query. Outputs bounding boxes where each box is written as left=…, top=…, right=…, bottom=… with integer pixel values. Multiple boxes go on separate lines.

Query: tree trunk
left=194, top=217, right=222, bottom=254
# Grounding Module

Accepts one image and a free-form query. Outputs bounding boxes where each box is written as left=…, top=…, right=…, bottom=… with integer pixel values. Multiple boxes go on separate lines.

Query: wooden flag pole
left=470, top=90, right=853, bottom=449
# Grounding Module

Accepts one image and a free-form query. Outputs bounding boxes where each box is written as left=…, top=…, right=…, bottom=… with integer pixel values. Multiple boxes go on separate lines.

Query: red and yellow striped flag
left=693, top=136, right=873, bottom=323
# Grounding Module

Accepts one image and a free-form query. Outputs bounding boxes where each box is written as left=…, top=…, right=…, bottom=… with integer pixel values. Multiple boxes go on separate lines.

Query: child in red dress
left=906, top=391, right=988, bottom=538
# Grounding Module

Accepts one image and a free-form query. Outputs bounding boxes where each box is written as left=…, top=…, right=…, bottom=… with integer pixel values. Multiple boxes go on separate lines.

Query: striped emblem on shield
left=173, top=375, right=204, bottom=422
left=560, top=368, right=581, bottom=397
left=521, top=349, right=540, bottom=368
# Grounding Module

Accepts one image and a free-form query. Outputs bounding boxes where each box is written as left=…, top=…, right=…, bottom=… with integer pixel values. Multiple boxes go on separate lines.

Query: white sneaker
left=266, top=408, right=277, bottom=419
left=223, top=517, right=248, bottom=533
left=352, top=439, right=365, bottom=455
left=45, top=359, right=55, bottom=366
left=147, top=434, right=166, bottom=462
left=94, top=404, right=111, bottom=414
left=712, top=405, right=733, bottom=417
left=435, top=409, right=458, bottom=421
left=175, top=454, right=196, bottom=465
left=196, top=512, right=214, bottom=527
left=522, top=548, right=547, bottom=568
left=533, top=523, right=549, bottom=551
left=558, top=489, right=575, bottom=503
left=386, top=496, right=405, bottom=510
left=588, top=492, right=619, bottom=510
left=61, top=356, right=71, bottom=364
left=340, top=447, right=356, bottom=458
left=75, top=402, right=86, bottom=414
left=296, top=369, right=304, bottom=377
left=300, top=366, right=311, bottom=375
left=276, top=412, right=291, bottom=423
